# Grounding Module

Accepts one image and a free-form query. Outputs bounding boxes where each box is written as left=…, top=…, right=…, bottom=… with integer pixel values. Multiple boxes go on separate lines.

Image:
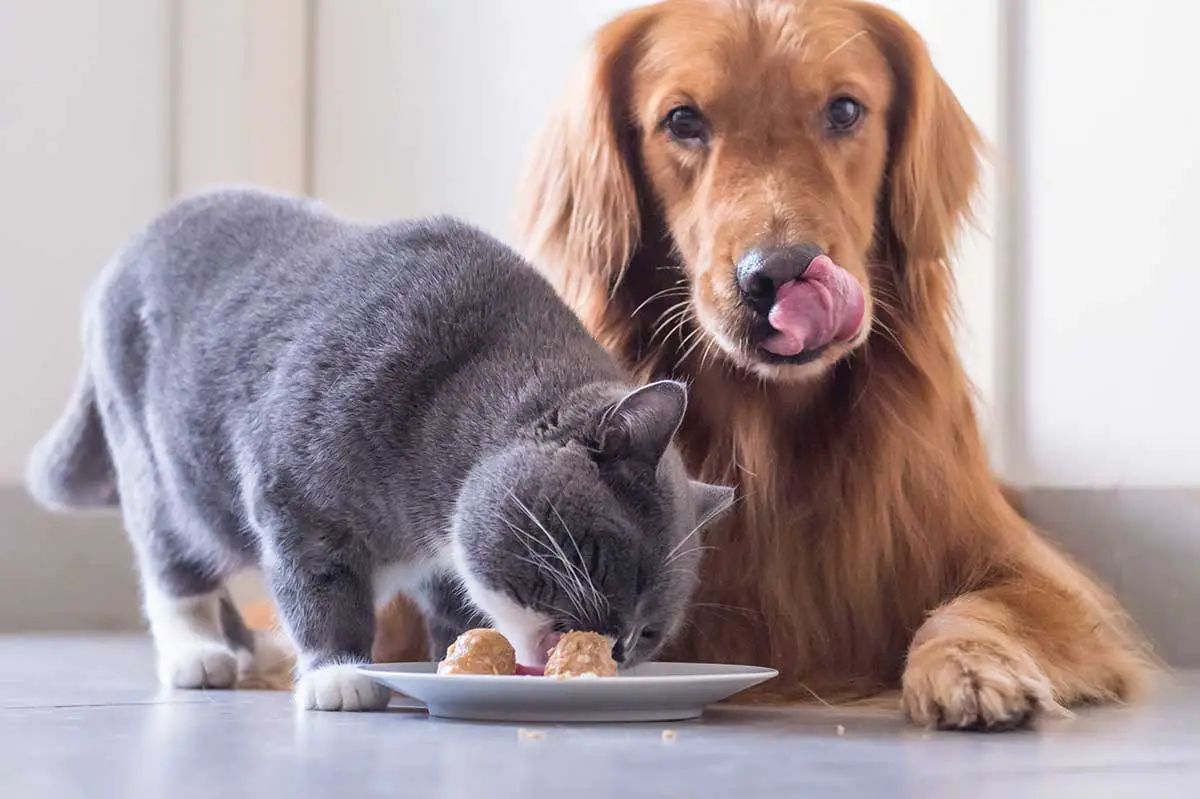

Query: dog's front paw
left=157, top=644, right=238, bottom=690
left=902, top=637, right=1064, bottom=731
left=295, top=664, right=391, bottom=712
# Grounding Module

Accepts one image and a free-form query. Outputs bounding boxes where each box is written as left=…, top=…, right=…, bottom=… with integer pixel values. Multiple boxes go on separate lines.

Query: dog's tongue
left=763, top=255, right=865, bottom=357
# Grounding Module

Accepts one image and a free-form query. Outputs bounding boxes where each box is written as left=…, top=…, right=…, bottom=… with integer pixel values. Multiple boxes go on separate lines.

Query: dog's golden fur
left=497, top=0, right=1151, bottom=728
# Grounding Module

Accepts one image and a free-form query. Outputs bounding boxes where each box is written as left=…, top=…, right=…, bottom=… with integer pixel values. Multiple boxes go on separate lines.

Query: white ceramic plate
left=357, top=661, right=778, bottom=723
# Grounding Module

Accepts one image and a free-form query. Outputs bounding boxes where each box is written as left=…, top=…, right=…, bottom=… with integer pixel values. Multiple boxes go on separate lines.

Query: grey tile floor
left=1, top=636, right=1197, bottom=799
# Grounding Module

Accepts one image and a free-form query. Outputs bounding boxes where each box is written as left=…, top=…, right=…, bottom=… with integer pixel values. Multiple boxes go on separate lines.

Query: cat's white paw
left=145, top=588, right=238, bottom=689
left=157, top=644, right=238, bottom=689
left=295, top=663, right=391, bottom=712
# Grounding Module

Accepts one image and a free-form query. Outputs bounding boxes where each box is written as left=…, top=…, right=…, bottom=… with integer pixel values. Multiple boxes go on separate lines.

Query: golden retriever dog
left=499, top=0, right=1152, bottom=729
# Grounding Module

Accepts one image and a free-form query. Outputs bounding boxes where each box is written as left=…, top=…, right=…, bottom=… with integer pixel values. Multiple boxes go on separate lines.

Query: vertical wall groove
left=302, top=0, right=318, bottom=197
left=165, top=0, right=182, bottom=200
left=996, top=0, right=1029, bottom=485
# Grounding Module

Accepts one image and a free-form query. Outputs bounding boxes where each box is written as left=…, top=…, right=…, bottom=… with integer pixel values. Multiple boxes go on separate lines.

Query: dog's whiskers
left=690, top=601, right=763, bottom=621
left=698, top=336, right=723, bottom=371
left=663, top=310, right=696, bottom=345
left=677, top=325, right=709, bottom=363
left=631, top=284, right=690, bottom=318
left=651, top=299, right=696, bottom=345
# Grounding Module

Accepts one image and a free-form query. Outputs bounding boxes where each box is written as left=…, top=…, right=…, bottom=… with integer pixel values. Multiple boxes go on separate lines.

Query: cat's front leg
left=419, top=575, right=489, bottom=659
left=267, top=557, right=391, bottom=712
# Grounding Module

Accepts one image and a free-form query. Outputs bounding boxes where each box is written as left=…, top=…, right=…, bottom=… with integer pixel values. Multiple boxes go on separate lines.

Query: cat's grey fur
left=26, top=189, right=734, bottom=710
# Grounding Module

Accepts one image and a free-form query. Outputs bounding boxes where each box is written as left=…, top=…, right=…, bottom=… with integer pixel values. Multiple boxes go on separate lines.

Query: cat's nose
left=610, top=638, right=626, bottom=664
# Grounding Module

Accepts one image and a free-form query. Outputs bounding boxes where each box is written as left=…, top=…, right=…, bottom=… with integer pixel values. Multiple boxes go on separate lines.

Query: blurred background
left=1, top=1, right=1196, bottom=663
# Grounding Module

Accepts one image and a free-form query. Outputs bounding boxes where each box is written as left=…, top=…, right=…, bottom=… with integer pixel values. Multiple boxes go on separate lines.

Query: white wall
left=0, top=0, right=172, bottom=629
left=1020, top=0, right=1200, bottom=487
left=0, top=0, right=172, bottom=483
left=878, top=0, right=1003, bottom=463
left=174, top=0, right=310, bottom=196
left=312, top=0, right=644, bottom=233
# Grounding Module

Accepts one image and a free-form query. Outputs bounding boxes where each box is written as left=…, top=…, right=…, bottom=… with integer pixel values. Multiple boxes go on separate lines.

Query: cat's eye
left=640, top=627, right=661, bottom=641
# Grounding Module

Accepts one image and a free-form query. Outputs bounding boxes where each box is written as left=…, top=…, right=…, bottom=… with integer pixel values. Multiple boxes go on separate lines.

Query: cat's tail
left=26, top=368, right=118, bottom=511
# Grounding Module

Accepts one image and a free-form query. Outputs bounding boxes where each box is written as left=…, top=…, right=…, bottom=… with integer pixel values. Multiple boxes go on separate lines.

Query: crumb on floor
left=662, top=729, right=677, bottom=743
left=836, top=724, right=845, bottom=737
left=517, top=728, right=546, bottom=742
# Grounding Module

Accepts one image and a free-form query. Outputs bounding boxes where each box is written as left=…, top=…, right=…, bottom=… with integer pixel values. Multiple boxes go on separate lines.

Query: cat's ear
left=597, top=380, right=687, bottom=463
left=691, top=480, right=736, bottom=525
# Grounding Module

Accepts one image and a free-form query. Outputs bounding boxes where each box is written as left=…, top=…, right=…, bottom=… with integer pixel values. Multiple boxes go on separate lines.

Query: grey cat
left=26, top=189, right=734, bottom=711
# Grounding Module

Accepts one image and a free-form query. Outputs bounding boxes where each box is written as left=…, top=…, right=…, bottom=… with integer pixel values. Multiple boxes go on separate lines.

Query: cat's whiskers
left=514, top=537, right=590, bottom=623
left=525, top=505, right=599, bottom=620
left=549, top=501, right=609, bottom=614
left=665, top=544, right=717, bottom=567
left=510, top=494, right=598, bottom=622
left=664, top=515, right=709, bottom=566
left=497, top=514, right=581, bottom=600
left=498, top=515, right=560, bottom=571
left=543, top=602, right=585, bottom=627
left=498, top=514, right=590, bottom=620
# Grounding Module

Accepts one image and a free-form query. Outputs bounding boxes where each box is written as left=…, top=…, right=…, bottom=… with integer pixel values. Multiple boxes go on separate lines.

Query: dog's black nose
left=736, top=243, right=824, bottom=316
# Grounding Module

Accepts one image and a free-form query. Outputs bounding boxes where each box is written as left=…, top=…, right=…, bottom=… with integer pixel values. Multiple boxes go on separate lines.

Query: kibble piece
left=544, top=631, right=618, bottom=678
left=437, top=628, right=517, bottom=675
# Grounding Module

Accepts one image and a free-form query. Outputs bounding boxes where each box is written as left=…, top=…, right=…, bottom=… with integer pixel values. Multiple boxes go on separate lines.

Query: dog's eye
left=826, top=96, right=864, bottom=135
left=664, top=106, right=709, bottom=145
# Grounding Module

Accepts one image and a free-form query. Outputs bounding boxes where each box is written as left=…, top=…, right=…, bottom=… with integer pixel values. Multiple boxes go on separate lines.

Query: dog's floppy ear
left=515, top=8, right=657, bottom=323
left=859, top=4, right=982, bottom=315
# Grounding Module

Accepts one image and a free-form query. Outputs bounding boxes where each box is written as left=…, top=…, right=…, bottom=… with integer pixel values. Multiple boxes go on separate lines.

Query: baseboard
left=0, top=484, right=140, bottom=632
left=4, top=483, right=1197, bottom=666
left=0, top=485, right=266, bottom=633
left=1019, top=487, right=1200, bottom=668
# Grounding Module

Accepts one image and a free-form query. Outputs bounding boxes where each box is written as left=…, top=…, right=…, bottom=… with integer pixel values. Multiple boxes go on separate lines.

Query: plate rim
left=358, top=661, right=779, bottom=684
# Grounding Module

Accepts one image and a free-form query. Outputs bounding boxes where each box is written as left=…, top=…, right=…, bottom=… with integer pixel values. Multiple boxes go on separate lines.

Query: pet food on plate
left=437, top=629, right=517, bottom=675
left=436, top=628, right=618, bottom=678
left=544, top=631, right=618, bottom=678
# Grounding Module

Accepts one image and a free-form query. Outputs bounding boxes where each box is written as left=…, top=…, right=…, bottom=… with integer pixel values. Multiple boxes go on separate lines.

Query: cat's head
left=450, top=380, right=734, bottom=668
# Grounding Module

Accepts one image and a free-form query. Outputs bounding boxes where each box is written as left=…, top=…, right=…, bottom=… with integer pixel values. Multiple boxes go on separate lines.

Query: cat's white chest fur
left=371, top=546, right=453, bottom=608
